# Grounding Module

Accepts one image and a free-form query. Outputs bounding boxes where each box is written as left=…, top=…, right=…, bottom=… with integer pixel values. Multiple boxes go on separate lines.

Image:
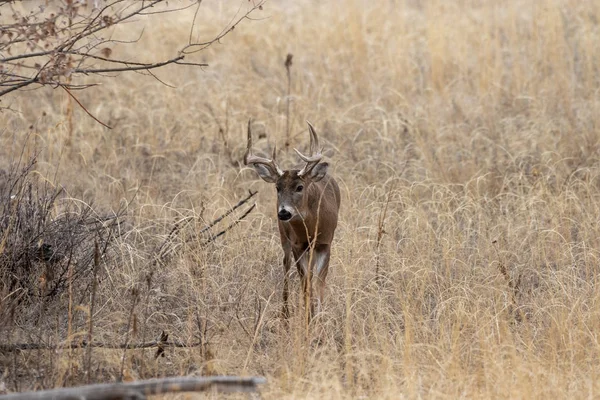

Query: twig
left=203, top=204, right=256, bottom=245
left=60, top=85, right=112, bottom=129
left=119, top=287, right=140, bottom=381
left=189, top=0, right=203, bottom=45
left=72, top=56, right=207, bottom=74
left=85, top=241, right=101, bottom=384
left=182, top=1, right=265, bottom=54
left=139, top=264, right=156, bottom=375
left=145, top=190, right=257, bottom=270
left=0, top=78, right=38, bottom=98
left=58, top=1, right=164, bottom=54
left=199, top=190, right=257, bottom=235
left=284, top=53, right=293, bottom=148
left=375, top=180, right=396, bottom=285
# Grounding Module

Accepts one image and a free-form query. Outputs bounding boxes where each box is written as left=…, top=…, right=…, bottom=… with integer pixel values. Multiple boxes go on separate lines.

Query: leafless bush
left=0, top=156, right=122, bottom=324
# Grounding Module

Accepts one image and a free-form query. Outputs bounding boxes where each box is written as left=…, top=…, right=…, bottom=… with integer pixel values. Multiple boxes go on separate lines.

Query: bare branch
left=71, top=55, right=208, bottom=74
left=57, top=1, right=163, bottom=53
left=182, top=1, right=265, bottom=54
left=0, top=78, right=38, bottom=98
left=60, top=85, right=112, bottom=129
left=0, top=0, right=263, bottom=105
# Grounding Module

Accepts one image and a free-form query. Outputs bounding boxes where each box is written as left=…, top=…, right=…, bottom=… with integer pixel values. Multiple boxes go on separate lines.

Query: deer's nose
left=278, top=209, right=292, bottom=221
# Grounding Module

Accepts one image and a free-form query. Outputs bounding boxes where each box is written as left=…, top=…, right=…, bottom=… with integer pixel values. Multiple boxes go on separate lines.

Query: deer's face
left=275, top=171, right=308, bottom=221
left=255, top=164, right=328, bottom=221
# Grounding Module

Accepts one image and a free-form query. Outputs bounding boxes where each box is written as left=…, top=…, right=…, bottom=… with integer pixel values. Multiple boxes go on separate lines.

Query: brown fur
left=245, top=121, right=341, bottom=321
left=275, top=170, right=341, bottom=320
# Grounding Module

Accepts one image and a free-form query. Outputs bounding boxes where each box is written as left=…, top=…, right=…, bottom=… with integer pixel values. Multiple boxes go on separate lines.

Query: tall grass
left=2, top=0, right=600, bottom=397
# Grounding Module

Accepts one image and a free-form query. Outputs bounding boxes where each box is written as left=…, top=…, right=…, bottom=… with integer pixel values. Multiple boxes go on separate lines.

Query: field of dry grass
left=2, top=0, right=600, bottom=398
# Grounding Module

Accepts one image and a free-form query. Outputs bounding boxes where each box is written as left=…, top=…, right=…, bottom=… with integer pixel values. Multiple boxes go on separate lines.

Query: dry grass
left=2, top=0, right=600, bottom=398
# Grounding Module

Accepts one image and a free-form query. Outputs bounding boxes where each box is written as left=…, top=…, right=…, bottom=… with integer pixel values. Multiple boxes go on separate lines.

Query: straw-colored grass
left=2, top=0, right=600, bottom=398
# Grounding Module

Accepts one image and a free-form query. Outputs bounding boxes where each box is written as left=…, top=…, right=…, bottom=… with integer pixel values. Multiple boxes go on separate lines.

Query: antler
left=244, top=119, right=284, bottom=176
left=295, top=121, right=323, bottom=177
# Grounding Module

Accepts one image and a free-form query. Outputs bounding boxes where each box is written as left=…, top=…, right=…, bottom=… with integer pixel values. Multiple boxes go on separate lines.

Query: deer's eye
left=296, top=185, right=304, bottom=192
left=276, top=186, right=282, bottom=193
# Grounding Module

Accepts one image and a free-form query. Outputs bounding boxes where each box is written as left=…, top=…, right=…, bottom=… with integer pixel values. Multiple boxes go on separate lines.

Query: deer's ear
left=251, top=163, right=279, bottom=183
left=308, top=162, right=328, bottom=182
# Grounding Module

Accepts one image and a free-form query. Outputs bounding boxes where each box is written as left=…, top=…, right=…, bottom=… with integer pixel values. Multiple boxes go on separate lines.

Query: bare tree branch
left=60, top=85, right=112, bottom=129
left=72, top=55, right=208, bottom=74
left=0, top=0, right=264, bottom=108
left=183, top=1, right=265, bottom=54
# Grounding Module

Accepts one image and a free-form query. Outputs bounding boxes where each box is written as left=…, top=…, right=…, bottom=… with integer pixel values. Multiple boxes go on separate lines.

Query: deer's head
left=244, top=120, right=329, bottom=222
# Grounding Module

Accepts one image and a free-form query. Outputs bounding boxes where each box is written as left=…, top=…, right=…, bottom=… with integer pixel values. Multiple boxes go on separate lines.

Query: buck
left=244, top=120, right=341, bottom=320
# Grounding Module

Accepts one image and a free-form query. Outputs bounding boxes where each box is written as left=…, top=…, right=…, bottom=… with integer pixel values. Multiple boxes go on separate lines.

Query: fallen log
left=0, top=340, right=200, bottom=352
left=0, top=376, right=267, bottom=400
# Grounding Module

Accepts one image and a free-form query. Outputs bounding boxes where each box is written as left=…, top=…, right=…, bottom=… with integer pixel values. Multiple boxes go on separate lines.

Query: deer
left=244, top=119, right=341, bottom=321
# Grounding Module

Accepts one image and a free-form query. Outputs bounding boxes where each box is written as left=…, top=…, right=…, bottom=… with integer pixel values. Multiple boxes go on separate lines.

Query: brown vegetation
left=1, top=0, right=600, bottom=398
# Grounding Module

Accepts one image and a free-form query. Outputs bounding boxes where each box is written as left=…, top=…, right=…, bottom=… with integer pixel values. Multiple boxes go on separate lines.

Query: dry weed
left=1, top=0, right=600, bottom=398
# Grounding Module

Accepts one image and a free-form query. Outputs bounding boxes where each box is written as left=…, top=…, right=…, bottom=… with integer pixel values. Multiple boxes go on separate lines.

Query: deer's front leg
left=312, top=244, right=331, bottom=315
left=293, top=246, right=314, bottom=321
left=281, top=241, right=293, bottom=320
